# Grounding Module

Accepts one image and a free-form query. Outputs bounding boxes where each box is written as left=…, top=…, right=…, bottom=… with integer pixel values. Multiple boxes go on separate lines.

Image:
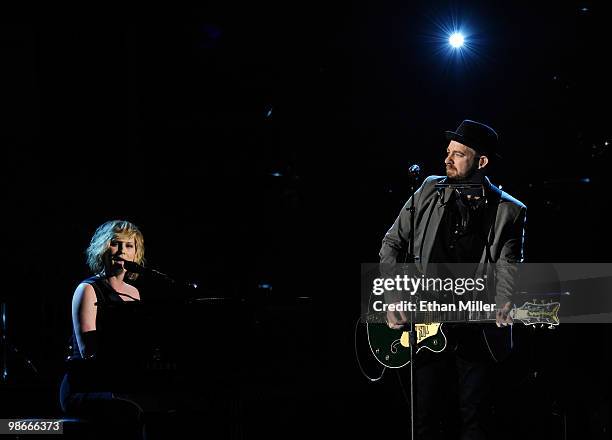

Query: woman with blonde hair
left=59, top=220, right=147, bottom=439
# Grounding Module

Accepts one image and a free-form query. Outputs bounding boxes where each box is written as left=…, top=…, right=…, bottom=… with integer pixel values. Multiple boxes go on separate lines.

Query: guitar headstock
left=511, top=302, right=560, bottom=328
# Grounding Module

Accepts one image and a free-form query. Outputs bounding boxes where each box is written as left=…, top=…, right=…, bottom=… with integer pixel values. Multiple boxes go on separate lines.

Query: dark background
left=2, top=1, right=611, bottom=438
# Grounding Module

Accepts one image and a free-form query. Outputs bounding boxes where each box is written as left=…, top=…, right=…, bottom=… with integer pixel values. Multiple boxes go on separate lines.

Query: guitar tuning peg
left=548, top=325, right=556, bottom=329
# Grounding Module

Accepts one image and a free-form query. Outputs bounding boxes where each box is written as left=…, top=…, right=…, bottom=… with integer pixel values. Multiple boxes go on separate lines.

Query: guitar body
left=366, top=322, right=447, bottom=368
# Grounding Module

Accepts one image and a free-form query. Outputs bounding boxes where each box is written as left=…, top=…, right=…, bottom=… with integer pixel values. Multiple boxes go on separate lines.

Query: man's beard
left=447, top=162, right=483, bottom=183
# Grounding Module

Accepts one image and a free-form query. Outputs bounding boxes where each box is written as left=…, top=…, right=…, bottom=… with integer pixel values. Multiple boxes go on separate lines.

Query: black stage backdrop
left=2, top=1, right=611, bottom=439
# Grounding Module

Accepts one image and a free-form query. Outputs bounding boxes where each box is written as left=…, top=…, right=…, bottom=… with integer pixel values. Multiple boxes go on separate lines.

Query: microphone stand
left=434, top=182, right=485, bottom=197
left=145, top=267, right=198, bottom=290
left=404, top=173, right=419, bottom=440
left=121, top=259, right=199, bottom=293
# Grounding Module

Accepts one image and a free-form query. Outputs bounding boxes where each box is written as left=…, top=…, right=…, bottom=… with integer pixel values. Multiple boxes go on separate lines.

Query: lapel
left=480, top=177, right=502, bottom=262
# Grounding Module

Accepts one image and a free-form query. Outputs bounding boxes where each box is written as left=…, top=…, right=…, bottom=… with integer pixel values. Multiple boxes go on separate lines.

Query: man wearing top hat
left=379, top=120, right=527, bottom=439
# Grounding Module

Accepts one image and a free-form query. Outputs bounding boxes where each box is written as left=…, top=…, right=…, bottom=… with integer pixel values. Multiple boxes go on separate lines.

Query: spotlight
left=449, top=32, right=465, bottom=48
left=426, top=18, right=479, bottom=65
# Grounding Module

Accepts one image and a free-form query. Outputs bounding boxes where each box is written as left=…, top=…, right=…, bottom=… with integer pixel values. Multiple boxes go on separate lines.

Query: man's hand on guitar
left=496, top=301, right=513, bottom=327
left=386, top=308, right=408, bottom=330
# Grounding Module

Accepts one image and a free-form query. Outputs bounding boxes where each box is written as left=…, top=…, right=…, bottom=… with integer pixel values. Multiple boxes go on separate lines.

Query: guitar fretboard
left=364, top=301, right=560, bottom=326
left=365, top=307, right=498, bottom=325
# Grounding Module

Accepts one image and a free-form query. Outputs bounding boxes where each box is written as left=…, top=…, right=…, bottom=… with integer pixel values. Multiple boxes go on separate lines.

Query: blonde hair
left=86, top=220, right=145, bottom=276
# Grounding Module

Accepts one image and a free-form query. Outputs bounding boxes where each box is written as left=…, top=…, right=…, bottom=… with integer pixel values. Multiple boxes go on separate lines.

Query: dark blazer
left=380, top=175, right=526, bottom=306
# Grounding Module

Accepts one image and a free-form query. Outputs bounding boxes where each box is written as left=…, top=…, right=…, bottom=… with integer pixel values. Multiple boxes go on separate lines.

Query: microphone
left=114, top=257, right=198, bottom=289
left=408, top=164, right=421, bottom=179
left=122, top=260, right=151, bottom=274
left=113, top=256, right=172, bottom=280
left=124, top=260, right=177, bottom=281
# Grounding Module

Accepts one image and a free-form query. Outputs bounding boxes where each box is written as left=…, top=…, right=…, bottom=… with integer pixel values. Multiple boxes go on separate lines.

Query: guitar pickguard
left=367, top=322, right=447, bottom=369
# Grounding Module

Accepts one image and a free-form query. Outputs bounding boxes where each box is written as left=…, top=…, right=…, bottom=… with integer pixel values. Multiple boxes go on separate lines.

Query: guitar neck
left=366, top=309, right=497, bottom=324
left=366, top=300, right=560, bottom=326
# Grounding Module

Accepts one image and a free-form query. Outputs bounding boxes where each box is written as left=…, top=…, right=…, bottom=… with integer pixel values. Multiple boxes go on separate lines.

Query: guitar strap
left=481, top=186, right=515, bottom=360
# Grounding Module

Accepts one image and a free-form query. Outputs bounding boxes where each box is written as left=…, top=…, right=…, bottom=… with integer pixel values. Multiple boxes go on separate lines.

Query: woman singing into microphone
left=59, top=220, right=146, bottom=439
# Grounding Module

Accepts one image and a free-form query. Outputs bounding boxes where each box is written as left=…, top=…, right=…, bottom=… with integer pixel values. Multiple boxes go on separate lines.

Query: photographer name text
left=372, top=300, right=496, bottom=312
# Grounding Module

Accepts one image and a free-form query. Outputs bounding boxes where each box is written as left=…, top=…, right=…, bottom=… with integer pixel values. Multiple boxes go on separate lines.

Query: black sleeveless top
left=68, top=276, right=135, bottom=360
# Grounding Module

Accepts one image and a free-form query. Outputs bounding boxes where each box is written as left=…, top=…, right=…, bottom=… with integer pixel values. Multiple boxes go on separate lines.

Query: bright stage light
left=425, top=16, right=481, bottom=67
left=449, top=32, right=465, bottom=48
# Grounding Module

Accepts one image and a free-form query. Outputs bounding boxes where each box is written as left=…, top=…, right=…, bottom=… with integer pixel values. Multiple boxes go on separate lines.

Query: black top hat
left=445, top=120, right=501, bottom=159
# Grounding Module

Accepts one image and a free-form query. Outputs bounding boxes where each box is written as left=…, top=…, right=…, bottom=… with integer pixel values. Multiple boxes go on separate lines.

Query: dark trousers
left=409, top=326, right=493, bottom=440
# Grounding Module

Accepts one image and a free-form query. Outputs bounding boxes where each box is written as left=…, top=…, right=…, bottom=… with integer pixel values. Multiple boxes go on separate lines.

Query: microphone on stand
left=113, top=257, right=198, bottom=289
left=408, top=164, right=421, bottom=180
left=122, top=260, right=171, bottom=278
left=405, top=164, right=423, bottom=212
